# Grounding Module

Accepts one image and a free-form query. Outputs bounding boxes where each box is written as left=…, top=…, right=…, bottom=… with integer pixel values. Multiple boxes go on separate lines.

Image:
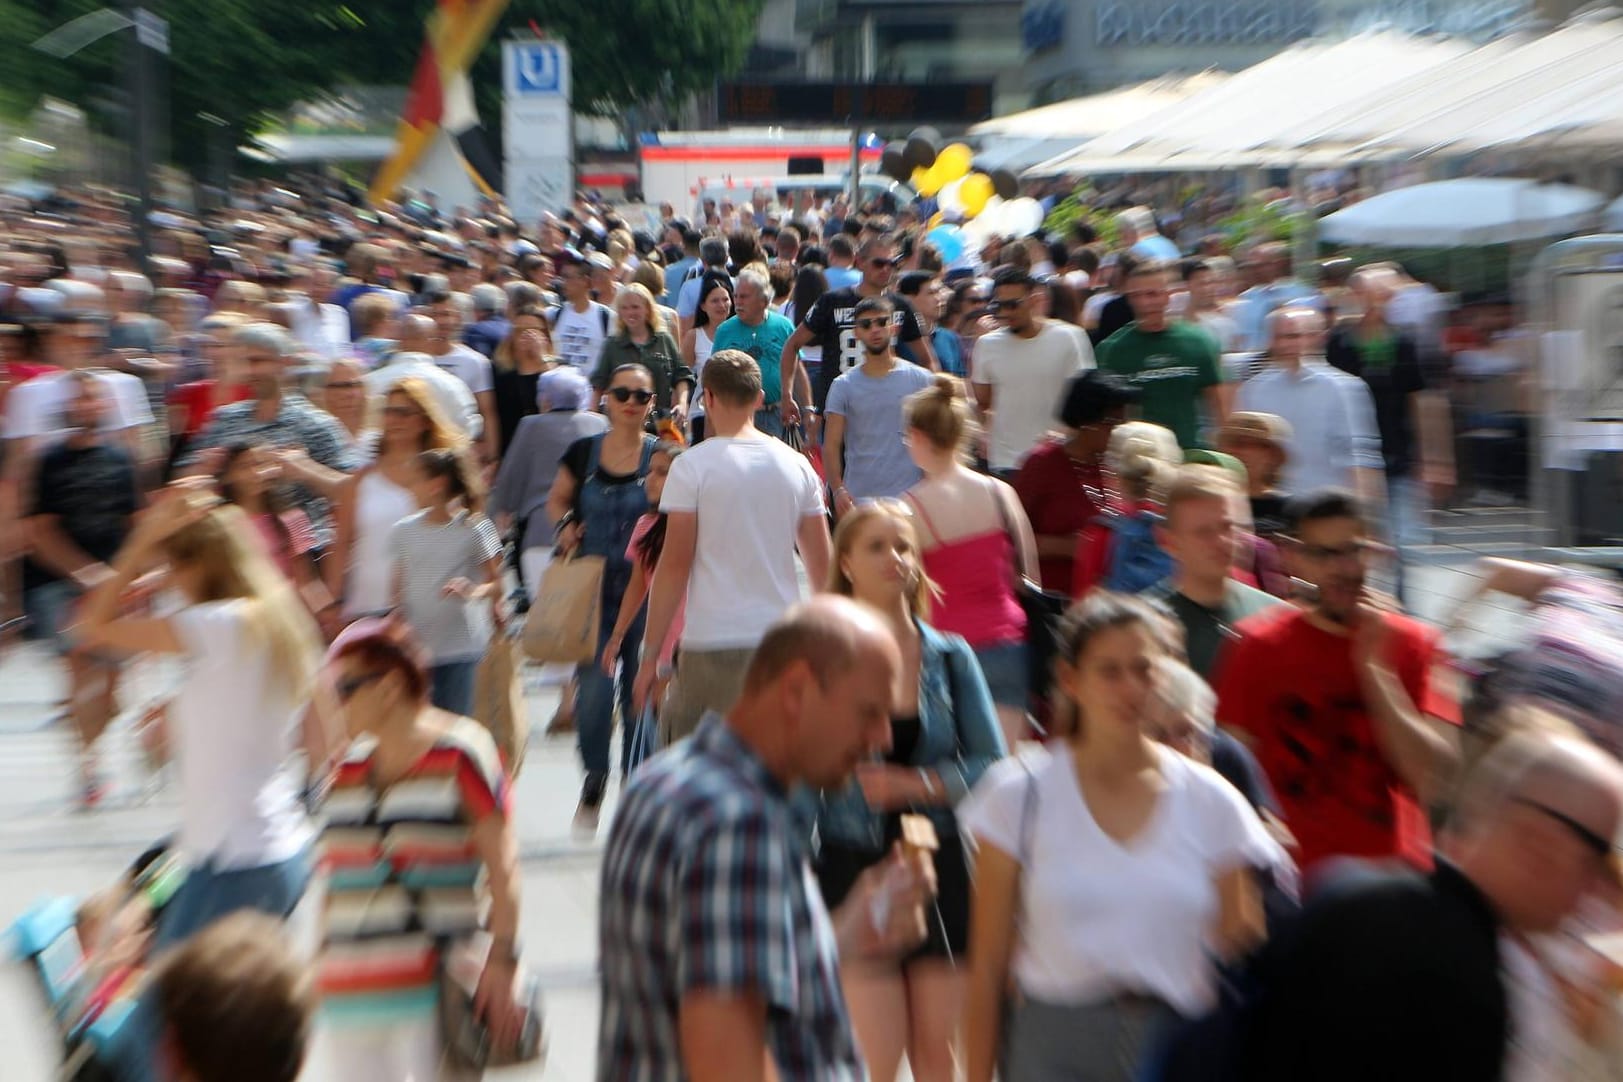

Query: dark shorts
left=24, top=580, right=82, bottom=655
left=815, top=827, right=971, bottom=962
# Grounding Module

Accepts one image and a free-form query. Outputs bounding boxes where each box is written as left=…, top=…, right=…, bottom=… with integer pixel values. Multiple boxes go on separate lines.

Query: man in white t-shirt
left=972, top=265, right=1094, bottom=477
left=1, top=311, right=154, bottom=453
left=364, top=317, right=484, bottom=442
left=548, top=258, right=614, bottom=375
left=635, top=348, right=831, bottom=744
left=425, top=291, right=499, bottom=465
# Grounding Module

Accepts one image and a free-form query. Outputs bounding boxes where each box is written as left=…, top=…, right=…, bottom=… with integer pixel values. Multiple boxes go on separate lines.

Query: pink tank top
left=908, top=495, right=1026, bottom=648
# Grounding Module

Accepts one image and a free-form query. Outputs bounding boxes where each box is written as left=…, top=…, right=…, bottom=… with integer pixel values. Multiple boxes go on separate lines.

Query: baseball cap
left=1218, top=411, right=1292, bottom=448
left=1057, top=369, right=1140, bottom=429
left=586, top=251, right=615, bottom=272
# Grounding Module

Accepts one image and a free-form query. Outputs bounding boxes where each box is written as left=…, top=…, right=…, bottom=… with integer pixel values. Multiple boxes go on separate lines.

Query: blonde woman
left=818, top=502, right=1005, bottom=1082
left=1070, top=420, right=1182, bottom=597
left=590, top=283, right=693, bottom=420
left=902, top=375, right=1040, bottom=749
left=77, top=484, right=324, bottom=946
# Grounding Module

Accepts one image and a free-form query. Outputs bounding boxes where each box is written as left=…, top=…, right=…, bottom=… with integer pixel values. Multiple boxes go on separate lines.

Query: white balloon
left=965, top=196, right=1006, bottom=237
left=937, top=176, right=967, bottom=215
left=1005, top=197, right=1045, bottom=237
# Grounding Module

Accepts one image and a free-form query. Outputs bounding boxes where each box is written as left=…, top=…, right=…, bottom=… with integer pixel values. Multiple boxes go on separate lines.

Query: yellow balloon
left=960, top=172, right=995, bottom=217
left=928, top=211, right=945, bottom=229
left=936, top=143, right=974, bottom=183
left=912, top=163, right=944, bottom=197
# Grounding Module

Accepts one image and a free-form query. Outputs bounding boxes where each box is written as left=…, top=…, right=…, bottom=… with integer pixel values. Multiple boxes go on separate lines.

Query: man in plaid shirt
left=597, top=597, right=934, bottom=1081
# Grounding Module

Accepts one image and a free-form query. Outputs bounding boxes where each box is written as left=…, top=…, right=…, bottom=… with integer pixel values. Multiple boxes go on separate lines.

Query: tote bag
left=520, top=553, right=605, bottom=665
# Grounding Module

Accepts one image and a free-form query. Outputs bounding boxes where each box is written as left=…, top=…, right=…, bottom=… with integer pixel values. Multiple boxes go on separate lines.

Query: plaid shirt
left=182, top=393, right=359, bottom=544
left=597, top=713, right=864, bottom=1082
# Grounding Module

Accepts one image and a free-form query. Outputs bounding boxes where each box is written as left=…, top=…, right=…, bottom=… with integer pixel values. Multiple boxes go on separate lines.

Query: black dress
left=814, top=716, right=972, bottom=960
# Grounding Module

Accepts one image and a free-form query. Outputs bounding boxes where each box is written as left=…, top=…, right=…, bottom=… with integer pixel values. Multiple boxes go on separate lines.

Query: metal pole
left=122, top=0, right=156, bottom=273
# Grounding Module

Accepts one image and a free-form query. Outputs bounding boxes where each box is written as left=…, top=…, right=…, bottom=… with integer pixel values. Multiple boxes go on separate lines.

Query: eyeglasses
left=1512, top=797, right=1614, bottom=858
left=609, top=387, right=654, bottom=405
left=335, top=671, right=384, bottom=701
left=854, top=318, right=890, bottom=330
left=327, top=380, right=364, bottom=390
left=987, top=296, right=1026, bottom=313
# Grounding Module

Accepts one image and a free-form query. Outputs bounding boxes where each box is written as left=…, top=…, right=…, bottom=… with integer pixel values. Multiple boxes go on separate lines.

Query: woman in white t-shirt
left=959, top=592, right=1284, bottom=1082
left=680, top=275, right=733, bottom=443
left=77, top=483, right=324, bottom=948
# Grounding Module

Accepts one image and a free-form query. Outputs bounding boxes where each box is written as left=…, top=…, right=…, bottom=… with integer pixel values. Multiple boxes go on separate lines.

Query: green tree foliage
left=2, top=0, right=766, bottom=171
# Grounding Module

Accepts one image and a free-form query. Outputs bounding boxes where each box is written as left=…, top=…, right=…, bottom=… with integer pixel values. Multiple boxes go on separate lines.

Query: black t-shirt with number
left=799, top=289, right=927, bottom=409
left=23, top=442, right=140, bottom=590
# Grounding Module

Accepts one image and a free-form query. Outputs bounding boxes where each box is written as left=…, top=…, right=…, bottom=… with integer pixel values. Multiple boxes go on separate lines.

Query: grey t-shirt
left=825, top=360, right=934, bottom=500
left=389, top=510, right=503, bottom=663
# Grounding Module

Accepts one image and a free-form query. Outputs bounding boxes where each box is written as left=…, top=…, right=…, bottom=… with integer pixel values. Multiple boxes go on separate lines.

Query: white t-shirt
left=958, top=744, right=1287, bottom=1016
left=1, top=369, right=154, bottom=442
left=550, top=301, right=614, bottom=374
left=364, top=358, right=483, bottom=440
left=169, top=600, right=313, bottom=869
left=432, top=343, right=494, bottom=395
left=972, top=322, right=1094, bottom=471
left=1192, top=310, right=1242, bottom=353
left=659, top=433, right=825, bottom=651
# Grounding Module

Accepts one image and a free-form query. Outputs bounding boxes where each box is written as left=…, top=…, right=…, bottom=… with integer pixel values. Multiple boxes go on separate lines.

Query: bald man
left=597, top=597, right=934, bottom=1082
left=1242, top=732, right=1623, bottom=1082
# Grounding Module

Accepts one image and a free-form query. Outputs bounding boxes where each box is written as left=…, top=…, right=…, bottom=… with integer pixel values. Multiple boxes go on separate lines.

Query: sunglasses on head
left=609, top=387, right=654, bottom=405
left=854, top=317, right=890, bottom=330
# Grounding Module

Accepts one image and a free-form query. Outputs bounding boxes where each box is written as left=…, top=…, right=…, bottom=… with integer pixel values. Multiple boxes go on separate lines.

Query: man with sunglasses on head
left=1214, top=488, right=1460, bottom=877
left=970, top=265, right=1093, bottom=481
left=779, top=234, right=937, bottom=430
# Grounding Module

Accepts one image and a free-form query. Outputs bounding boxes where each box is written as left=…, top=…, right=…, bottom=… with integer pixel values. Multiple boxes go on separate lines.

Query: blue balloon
left=926, top=224, right=965, bottom=264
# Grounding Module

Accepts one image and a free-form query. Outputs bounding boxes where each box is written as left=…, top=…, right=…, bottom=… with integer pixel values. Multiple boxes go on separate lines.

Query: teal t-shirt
left=711, top=312, right=795, bottom=404
left=1096, top=322, right=1223, bottom=448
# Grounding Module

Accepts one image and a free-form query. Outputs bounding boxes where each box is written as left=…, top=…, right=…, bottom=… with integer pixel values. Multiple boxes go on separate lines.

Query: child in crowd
left=216, top=440, right=334, bottom=623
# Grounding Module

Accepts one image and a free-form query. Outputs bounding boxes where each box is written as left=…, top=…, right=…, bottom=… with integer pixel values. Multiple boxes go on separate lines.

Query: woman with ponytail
left=902, top=374, right=1040, bottom=749
left=817, top=500, right=1004, bottom=1082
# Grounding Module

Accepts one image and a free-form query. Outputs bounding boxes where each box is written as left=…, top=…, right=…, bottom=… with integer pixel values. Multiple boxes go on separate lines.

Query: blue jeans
left=430, top=659, right=479, bottom=716
left=113, top=847, right=313, bottom=1082
left=576, top=591, right=645, bottom=777
left=974, top=639, right=1030, bottom=709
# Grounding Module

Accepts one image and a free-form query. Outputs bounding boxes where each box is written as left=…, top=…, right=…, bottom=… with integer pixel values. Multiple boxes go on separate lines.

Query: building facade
left=1020, top=0, right=1587, bottom=102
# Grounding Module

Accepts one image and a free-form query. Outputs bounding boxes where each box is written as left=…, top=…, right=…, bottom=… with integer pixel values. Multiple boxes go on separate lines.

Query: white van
left=693, top=175, right=909, bottom=222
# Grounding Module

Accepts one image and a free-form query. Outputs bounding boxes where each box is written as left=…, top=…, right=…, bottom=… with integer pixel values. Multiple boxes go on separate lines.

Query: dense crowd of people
left=0, top=175, right=1617, bottom=1082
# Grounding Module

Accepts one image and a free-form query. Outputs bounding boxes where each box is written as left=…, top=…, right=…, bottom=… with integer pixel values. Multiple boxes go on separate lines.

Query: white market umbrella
left=1319, top=177, right=1606, bottom=247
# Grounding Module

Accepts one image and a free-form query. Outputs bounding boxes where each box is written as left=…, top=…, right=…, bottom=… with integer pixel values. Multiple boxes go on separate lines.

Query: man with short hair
left=972, top=265, right=1093, bottom=478
left=425, top=290, right=499, bottom=464
left=710, top=268, right=796, bottom=439
left=1242, top=732, right=1623, bottom=1082
left=824, top=296, right=934, bottom=516
left=633, top=350, right=833, bottom=743
left=1234, top=241, right=1319, bottom=352
left=1096, top=258, right=1225, bottom=449
left=823, top=233, right=862, bottom=290
left=548, top=258, right=615, bottom=374
left=662, top=227, right=702, bottom=308
left=462, top=281, right=511, bottom=360
left=1116, top=205, right=1181, bottom=262
left=363, top=317, right=483, bottom=441
left=154, top=911, right=313, bottom=1082
left=1215, top=489, right=1459, bottom=873
left=1235, top=305, right=1384, bottom=511
left=1182, top=257, right=1241, bottom=352
left=1145, top=465, right=1282, bottom=680
left=600, top=597, right=934, bottom=1082
left=782, top=235, right=938, bottom=426
left=676, top=237, right=732, bottom=331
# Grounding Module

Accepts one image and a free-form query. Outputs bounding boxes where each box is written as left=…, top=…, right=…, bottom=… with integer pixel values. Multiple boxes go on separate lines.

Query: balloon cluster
left=880, top=127, right=1047, bottom=251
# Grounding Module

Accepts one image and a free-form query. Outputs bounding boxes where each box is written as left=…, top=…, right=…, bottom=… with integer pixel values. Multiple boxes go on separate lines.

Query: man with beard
left=1214, top=489, right=1459, bottom=876
left=823, top=296, right=934, bottom=517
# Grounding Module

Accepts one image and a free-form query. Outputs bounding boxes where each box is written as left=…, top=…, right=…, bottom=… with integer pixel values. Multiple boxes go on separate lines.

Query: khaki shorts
left=659, top=646, right=756, bottom=746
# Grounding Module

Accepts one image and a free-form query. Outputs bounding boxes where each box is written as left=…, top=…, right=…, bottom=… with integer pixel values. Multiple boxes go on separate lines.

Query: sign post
left=502, top=38, right=572, bottom=224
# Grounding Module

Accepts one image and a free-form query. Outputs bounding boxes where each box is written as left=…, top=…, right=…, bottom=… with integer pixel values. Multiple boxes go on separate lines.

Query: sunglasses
left=335, top=671, right=384, bottom=701
left=327, top=380, right=364, bottom=391
left=854, top=317, right=891, bottom=330
left=987, top=297, right=1026, bottom=313
left=869, top=257, right=901, bottom=269
left=1513, top=797, right=1614, bottom=858
left=609, top=387, right=654, bottom=405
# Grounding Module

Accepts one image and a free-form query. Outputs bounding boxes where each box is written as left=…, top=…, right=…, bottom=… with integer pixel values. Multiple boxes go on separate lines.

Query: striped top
left=389, top=509, right=503, bottom=663
left=317, top=717, right=511, bottom=1025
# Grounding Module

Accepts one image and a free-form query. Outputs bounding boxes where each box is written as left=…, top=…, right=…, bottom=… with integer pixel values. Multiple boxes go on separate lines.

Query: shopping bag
left=474, top=638, right=528, bottom=776
left=520, top=553, right=604, bottom=665
left=625, top=702, right=659, bottom=776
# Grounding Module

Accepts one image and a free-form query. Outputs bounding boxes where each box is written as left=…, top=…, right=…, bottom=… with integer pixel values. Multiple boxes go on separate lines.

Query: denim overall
left=575, top=434, right=654, bottom=778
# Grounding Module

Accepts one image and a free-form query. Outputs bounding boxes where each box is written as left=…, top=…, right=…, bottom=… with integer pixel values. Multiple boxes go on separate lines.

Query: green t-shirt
left=1096, top=322, right=1223, bottom=448
left=1147, top=579, right=1283, bottom=680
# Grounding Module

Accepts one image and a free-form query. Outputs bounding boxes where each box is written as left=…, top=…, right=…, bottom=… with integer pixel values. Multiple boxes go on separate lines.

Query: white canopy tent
left=1026, top=32, right=1469, bottom=177
left=1317, top=178, right=1607, bottom=247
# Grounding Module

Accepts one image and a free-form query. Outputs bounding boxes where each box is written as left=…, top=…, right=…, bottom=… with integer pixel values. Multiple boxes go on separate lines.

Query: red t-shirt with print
left=1214, top=605, right=1459, bottom=873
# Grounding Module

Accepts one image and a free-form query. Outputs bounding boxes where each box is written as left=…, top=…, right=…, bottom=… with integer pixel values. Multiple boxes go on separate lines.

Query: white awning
left=1318, top=178, right=1606, bottom=247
